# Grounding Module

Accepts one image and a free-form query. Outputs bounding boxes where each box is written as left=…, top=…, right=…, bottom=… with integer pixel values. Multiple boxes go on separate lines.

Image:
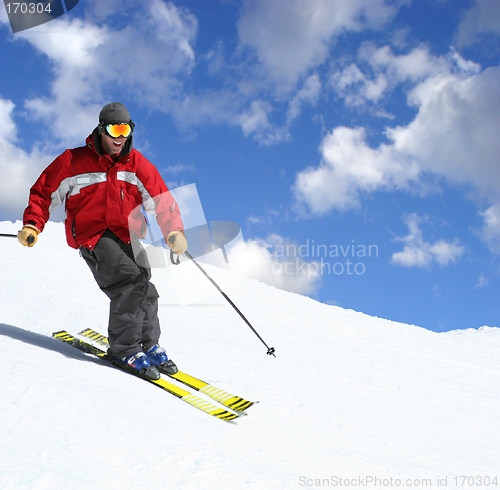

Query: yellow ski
left=78, top=327, right=256, bottom=412
left=53, top=330, right=240, bottom=422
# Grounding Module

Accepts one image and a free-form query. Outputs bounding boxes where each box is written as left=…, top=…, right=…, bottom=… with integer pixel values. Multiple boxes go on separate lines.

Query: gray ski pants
left=80, top=230, right=161, bottom=359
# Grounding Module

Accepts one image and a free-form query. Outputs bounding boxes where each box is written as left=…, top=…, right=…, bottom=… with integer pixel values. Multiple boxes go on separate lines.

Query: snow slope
left=1, top=221, right=500, bottom=489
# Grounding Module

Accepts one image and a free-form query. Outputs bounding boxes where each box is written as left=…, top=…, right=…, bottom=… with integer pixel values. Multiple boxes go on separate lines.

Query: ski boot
left=145, top=345, right=178, bottom=375
left=118, top=351, right=160, bottom=380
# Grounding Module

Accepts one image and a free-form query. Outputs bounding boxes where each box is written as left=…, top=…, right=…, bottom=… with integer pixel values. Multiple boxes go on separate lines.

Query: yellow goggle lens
left=106, top=123, right=132, bottom=138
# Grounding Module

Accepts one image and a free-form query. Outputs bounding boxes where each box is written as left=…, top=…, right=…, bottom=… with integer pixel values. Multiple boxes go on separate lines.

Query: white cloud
left=238, top=100, right=291, bottom=145
left=84, top=0, right=136, bottom=21
left=227, top=234, right=322, bottom=295
left=10, top=1, right=318, bottom=147
left=332, top=63, right=388, bottom=106
left=367, top=44, right=449, bottom=80
left=149, top=0, right=196, bottom=62
left=164, top=163, right=196, bottom=174
left=204, top=40, right=226, bottom=77
left=286, top=74, right=321, bottom=124
left=237, top=0, right=404, bottom=89
left=0, top=98, right=55, bottom=220
left=449, top=48, right=481, bottom=74
left=479, top=204, right=500, bottom=254
left=389, top=66, right=500, bottom=200
left=3, top=1, right=410, bottom=150
left=456, top=0, right=500, bottom=47
left=293, top=126, right=420, bottom=213
left=331, top=44, right=451, bottom=107
left=391, top=214, right=466, bottom=268
left=295, top=49, right=500, bottom=225
left=232, top=73, right=320, bottom=144
left=15, top=2, right=198, bottom=148
left=0, top=98, right=16, bottom=140
left=13, top=18, right=108, bottom=146
left=19, top=18, right=106, bottom=68
left=239, top=100, right=273, bottom=137
left=475, top=272, right=489, bottom=289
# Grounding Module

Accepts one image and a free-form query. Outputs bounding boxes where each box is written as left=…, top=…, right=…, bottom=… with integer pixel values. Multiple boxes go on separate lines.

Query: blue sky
left=1, top=0, right=500, bottom=332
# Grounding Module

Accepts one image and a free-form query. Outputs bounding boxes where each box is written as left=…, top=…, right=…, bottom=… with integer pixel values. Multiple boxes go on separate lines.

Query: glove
left=166, top=231, right=188, bottom=255
left=17, top=225, right=40, bottom=247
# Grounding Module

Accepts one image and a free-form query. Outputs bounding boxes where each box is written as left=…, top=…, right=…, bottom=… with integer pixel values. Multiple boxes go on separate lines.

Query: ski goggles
left=104, top=122, right=134, bottom=139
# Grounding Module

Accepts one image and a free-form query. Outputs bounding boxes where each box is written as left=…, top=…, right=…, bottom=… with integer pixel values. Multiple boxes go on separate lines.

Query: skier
left=17, top=102, right=188, bottom=380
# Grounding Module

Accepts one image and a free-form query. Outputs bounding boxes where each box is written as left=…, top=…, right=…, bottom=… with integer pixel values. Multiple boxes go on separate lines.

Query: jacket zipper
left=72, top=219, right=79, bottom=248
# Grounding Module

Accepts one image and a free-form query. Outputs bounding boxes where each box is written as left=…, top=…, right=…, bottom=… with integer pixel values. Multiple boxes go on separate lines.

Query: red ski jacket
left=23, top=130, right=184, bottom=250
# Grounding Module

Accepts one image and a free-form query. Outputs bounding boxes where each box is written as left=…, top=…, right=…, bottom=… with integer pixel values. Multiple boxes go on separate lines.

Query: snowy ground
left=1, top=221, right=500, bottom=489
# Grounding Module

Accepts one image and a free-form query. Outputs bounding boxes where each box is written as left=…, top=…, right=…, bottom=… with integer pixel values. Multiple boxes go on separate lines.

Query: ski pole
left=186, top=250, right=276, bottom=357
left=0, top=233, right=35, bottom=244
left=168, top=235, right=276, bottom=357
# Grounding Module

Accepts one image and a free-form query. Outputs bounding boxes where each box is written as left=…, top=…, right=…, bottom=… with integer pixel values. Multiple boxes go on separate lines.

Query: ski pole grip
left=167, top=234, right=180, bottom=265
left=27, top=234, right=35, bottom=245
